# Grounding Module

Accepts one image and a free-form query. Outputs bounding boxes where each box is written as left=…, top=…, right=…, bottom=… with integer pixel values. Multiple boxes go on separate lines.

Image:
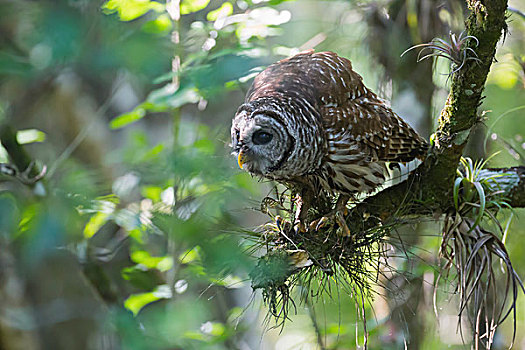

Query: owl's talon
left=309, top=216, right=329, bottom=231
left=294, top=221, right=306, bottom=235
left=336, top=212, right=351, bottom=237
left=308, top=212, right=350, bottom=236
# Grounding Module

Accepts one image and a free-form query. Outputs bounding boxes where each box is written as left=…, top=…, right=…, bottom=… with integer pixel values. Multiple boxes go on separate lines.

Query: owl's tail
left=381, top=158, right=424, bottom=190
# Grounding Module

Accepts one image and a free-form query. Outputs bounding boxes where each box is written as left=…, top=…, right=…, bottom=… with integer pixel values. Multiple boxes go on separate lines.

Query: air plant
left=247, top=186, right=402, bottom=344
left=452, top=155, right=512, bottom=227
left=401, top=31, right=481, bottom=76
left=438, top=156, right=524, bottom=349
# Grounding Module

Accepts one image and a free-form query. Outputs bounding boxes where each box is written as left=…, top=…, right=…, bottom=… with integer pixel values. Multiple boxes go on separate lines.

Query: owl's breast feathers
left=244, top=50, right=428, bottom=194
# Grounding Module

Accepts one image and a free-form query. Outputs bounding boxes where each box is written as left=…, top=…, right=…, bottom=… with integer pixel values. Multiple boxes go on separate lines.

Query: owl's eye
left=252, top=130, right=273, bottom=145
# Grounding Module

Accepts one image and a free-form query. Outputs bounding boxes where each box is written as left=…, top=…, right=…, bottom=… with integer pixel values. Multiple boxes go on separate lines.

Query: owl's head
left=231, top=106, right=293, bottom=177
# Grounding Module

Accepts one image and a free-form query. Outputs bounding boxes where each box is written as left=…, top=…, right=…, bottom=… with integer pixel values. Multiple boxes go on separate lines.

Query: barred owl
left=231, top=51, right=427, bottom=228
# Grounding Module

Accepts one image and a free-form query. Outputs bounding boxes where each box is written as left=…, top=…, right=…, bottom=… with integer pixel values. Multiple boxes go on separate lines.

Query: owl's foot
left=309, top=211, right=350, bottom=236
left=293, top=190, right=312, bottom=234
left=309, top=216, right=329, bottom=231
left=294, top=221, right=307, bottom=234
left=309, top=195, right=351, bottom=236
left=335, top=211, right=351, bottom=237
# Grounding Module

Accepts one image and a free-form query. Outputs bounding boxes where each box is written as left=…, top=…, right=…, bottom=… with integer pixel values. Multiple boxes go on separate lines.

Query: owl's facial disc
left=231, top=113, right=290, bottom=176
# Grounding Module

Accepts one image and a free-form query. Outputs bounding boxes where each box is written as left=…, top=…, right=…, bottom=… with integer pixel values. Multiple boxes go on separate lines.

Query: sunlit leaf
left=147, top=85, right=200, bottom=108
left=109, top=107, right=146, bottom=129
left=18, top=204, right=38, bottom=236
left=211, top=274, right=246, bottom=288
left=124, top=286, right=173, bottom=315
left=0, top=144, right=8, bottom=163
left=183, top=331, right=206, bottom=341
left=180, top=0, right=210, bottom=15
left=79, top=197, right=119, bottom=215
left=97, top=194, right=121, bottom=205
left=326, top=323, right=349, bottom=335
left=152, top=71, right=177, bottom=84
left=207, top=2, right=233, bottom=21
left=131, top=250, right=174, bottom=271
left=16, top=129, right=46, bottom=144
left=142, top=13, right=173, bottom=34
left=200, top=321, right=225, bottom=336
left=174, top=279, right=188, bottom=294
left=142, top=186, right=163, bottom=202
left=102, top=0, right=164, bottom=21
left=128, top=228, right=144, bottom=243
left=179, top=246, right=201, bottom=264
left=84, top=212, right=111, bottom=238
left=124, top=291, right=160, bottom=315
left=487, top=53, right=520, bottom=89
left=142, top=144, right=164, bottom=160
left=227, top=307, right=243, bottom=324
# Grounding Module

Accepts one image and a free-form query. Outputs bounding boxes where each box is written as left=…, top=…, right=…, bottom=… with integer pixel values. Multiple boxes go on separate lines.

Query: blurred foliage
left=0, top=0, right=524, bottom=349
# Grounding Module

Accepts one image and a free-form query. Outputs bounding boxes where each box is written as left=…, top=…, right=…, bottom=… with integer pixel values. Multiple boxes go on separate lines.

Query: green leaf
left=142, top=144, right=164, bottom=160
left=142, top=186, right=162, bottom=201
left=152, top=71, right=177, bottom=84
left=124, top=285, right=172, bottom=315
left=180, top=0, right=210, bottom=15
left=109, top=107, right=146, bottom=129
left=124, top=292, right=160, bottom=315
left=472, top=181, right=486, bottom=229
left=131, top=250, right=174, bottom=271
left=326, top=323, right=349, bottom=335
left=487, top=53, right=520, bottom=89
left=183, top=331, right=206, bottom=341
left=84, top=212, right=111, bottom=238
left=102, top=0, right=164, bottom=21
left=142, top=13, right=173, bottom=34
left=200, top=321, right=225, bottom=336
left=147, top=85, right=200, bottom=108
left=16, top=129, right=46, bottom=144
left=0, top=145, right=8, bottom=163
left=211, top=275, right=245, bottom=288
left=179, top=246, right=201, bottom=264
left=207, top=2, right=233, bottom=21
left=453, top=177, right=463, bottom=211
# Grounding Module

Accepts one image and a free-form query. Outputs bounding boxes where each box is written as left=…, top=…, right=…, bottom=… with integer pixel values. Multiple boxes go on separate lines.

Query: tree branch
left=344, top=0, right=510, bottom=229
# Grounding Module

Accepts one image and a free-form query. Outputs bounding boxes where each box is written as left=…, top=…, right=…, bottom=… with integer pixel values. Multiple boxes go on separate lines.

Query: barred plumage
left=231, top=50, right=427, bottom=219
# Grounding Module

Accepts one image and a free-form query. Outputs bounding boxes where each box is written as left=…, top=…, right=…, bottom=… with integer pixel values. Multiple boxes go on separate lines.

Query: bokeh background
left=0, top=0, right=524, bottom=349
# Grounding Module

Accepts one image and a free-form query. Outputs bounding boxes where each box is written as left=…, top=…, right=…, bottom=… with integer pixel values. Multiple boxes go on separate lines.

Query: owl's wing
left=322, top=100, right=428, bottom=163
left=246, top=51, right=368, bottom=103
left=308, top=52, right=427, bottom=163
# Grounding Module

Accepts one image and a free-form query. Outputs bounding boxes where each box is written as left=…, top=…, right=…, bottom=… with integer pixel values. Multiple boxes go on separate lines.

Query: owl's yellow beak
left=237, top=150, right=248, bottom=169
